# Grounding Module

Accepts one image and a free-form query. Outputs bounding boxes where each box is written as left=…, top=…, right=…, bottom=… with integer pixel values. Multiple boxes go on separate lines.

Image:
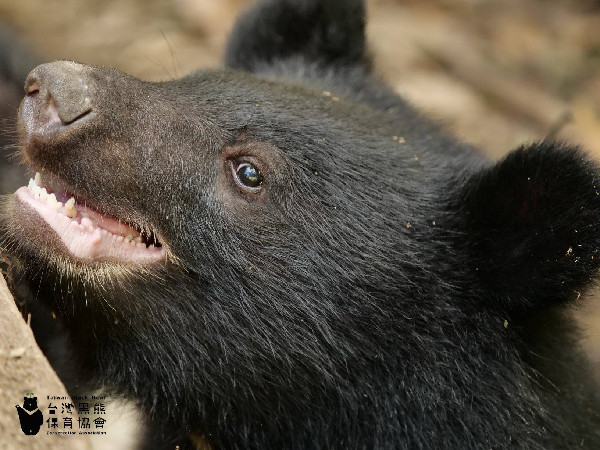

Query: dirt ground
left=0, top=0, right=599, bottom=448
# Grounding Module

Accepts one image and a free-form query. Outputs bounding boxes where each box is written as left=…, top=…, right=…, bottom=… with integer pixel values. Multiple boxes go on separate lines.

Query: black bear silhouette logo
left=16, top=395, right=43, bottom=435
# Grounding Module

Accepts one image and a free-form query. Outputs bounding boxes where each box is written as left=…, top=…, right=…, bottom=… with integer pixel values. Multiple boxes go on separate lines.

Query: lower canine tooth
left=65, top=198, right=78, bottom=218
left=34, top=172, right=42, bottom=186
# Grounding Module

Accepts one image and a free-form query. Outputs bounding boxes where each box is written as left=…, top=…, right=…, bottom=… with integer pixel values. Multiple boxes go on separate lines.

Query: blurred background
left=0, top=0, right=599, bottom=447
left=1, top=0, right=599, bottom=157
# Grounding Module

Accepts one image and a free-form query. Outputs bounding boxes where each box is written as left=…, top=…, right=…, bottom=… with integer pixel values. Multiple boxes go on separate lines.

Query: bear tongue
left=75, top=203, right=141, bottom=239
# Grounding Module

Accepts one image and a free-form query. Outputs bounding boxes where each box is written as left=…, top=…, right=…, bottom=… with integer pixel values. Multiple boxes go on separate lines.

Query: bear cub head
left=2, top=0, right=600, bottom=448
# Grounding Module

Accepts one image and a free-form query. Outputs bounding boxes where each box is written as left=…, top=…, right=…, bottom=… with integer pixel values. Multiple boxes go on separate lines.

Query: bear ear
left=225, top=0, right=369, bottom=72
left=459, top=142, right=600, bottom=312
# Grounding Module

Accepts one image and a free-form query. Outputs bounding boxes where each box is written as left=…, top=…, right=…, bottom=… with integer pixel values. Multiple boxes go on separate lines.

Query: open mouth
left=15, top=172, right=165, bottom=262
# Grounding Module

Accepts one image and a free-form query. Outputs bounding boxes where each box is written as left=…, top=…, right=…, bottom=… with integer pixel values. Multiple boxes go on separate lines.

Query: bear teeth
left=27, top=172, right=73, bottom=216
left=24, top=172, right=158, bottom=248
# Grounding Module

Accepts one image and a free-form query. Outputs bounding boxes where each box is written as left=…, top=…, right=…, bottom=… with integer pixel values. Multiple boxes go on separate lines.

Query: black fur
left=1, top=1, right=599, bottom=449
left=225, top=0, right=368, bottom=72
left=461, top=143, right=600, bottom=311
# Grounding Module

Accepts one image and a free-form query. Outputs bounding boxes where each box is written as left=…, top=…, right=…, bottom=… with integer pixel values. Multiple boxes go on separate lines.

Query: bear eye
left=232, top=162, right=263, bottom=189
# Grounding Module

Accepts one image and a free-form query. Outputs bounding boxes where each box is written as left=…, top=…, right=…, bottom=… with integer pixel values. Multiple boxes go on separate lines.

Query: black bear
left=1, top=0, right=600, bottom=448
left=15, top=396, right=43, bottom=436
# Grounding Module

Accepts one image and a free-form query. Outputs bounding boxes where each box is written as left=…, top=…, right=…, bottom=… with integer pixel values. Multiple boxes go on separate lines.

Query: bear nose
left=22, top=61, right=94, bottom=132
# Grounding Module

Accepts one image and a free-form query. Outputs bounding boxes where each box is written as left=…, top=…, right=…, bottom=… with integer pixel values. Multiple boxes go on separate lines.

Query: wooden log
left=0, top=274, right=90, bottom=449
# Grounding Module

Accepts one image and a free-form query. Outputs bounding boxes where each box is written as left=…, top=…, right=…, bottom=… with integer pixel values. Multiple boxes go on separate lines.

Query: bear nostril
left=25, top=81, right=39, bottom=95
left=22, top=61, right=94, bottom=132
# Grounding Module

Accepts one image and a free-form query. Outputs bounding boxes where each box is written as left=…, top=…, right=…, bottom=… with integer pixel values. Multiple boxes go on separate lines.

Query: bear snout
left=21, top=61, right=94, bottom=136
